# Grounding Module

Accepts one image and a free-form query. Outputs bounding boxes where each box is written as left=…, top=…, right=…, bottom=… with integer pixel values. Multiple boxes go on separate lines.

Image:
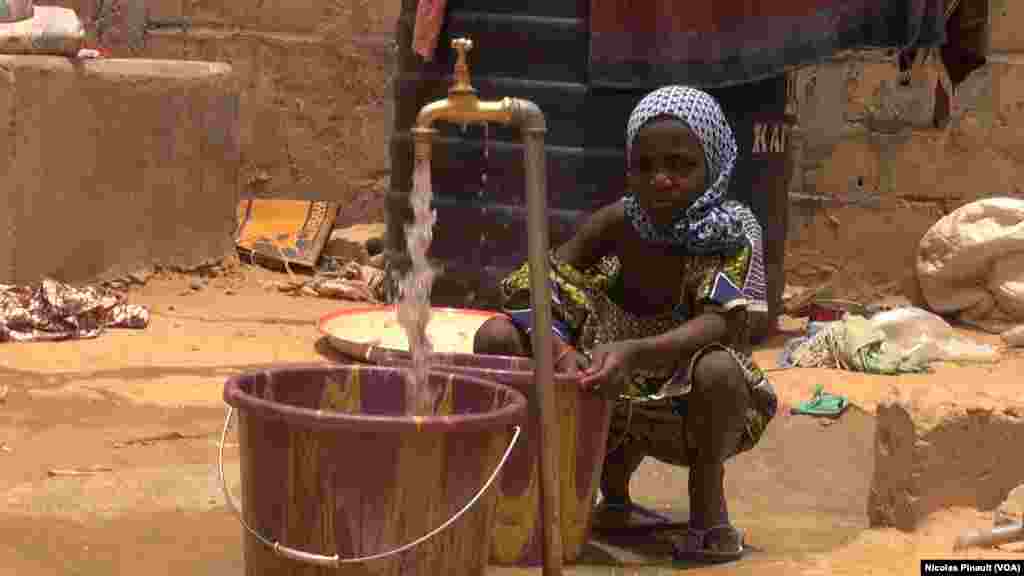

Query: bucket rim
left=353, top=349, right=585, bottom=384
left=223, top=362, right=528, bottom=433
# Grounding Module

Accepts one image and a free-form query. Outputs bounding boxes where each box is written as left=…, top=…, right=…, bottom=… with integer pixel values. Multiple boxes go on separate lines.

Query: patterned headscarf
left=622, top=85, right=747, bottom=255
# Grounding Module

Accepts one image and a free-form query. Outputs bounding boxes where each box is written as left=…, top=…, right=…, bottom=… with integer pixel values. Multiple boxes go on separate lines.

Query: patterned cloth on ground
left=0, top=279, right=149, bottom=342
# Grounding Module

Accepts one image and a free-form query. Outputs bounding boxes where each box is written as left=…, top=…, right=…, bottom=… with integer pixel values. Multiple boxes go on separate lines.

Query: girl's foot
left=670, top=524, right=745, bottom=564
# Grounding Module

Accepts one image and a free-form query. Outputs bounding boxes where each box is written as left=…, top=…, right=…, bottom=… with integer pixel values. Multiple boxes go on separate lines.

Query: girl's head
left=625, top=86, right=737, bottom=229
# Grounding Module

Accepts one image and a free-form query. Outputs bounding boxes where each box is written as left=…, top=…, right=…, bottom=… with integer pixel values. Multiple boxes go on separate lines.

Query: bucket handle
left=218, top=405, right=521, bottom=567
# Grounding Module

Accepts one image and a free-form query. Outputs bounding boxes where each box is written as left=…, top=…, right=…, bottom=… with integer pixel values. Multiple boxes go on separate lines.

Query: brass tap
left=450, top=38, right=476, bottom=96
left=412, top=37, right=516, bottom=161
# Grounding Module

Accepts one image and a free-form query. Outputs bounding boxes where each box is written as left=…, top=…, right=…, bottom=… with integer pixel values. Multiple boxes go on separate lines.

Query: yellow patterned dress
left=500, top=244, right=778, bottom=468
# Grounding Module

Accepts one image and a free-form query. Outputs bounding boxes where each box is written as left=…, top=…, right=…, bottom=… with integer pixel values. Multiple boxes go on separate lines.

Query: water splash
left=397, top=158, right=438, bottom=416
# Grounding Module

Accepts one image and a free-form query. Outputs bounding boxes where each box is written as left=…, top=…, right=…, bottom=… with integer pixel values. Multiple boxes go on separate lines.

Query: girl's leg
left=683, top=349, right=751, bottom=554
left=600, top=440, right=646, bottom=505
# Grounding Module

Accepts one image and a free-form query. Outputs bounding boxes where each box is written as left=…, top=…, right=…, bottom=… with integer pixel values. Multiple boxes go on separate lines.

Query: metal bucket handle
left=218, top=405, right=521, bottom=567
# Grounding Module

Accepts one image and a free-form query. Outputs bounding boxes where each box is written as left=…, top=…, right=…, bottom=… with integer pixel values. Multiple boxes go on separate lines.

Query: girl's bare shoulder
left=588, top=199, right=628, bottom=236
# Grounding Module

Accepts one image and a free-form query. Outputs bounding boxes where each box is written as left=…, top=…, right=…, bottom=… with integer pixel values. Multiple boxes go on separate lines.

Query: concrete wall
left=54, top=0, right=399, bottom=227
left=784, top=1, right=1022, bottom=298
left=0, top=56, right=240, bottom=284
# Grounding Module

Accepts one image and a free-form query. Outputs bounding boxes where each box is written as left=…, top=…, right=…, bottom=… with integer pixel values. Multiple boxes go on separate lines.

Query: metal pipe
left=511, top=97, right=563, bottom=574
left=411, top=38, right=563, bottom=575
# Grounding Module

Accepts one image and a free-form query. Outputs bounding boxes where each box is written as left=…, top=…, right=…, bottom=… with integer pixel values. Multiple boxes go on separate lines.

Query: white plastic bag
left=870, top=307, right=1000, bottom=364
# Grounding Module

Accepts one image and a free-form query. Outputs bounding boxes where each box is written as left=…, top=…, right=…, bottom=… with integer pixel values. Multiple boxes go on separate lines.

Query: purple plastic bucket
left=222, top=363, right=528, bottom=575
left=341, top=347, right=613, bottom=566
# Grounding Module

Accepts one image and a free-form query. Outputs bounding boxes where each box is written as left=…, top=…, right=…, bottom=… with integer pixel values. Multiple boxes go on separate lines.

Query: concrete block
left=50, top=0, right=184, bottom=47
left=785, top=205, right=939, bottom=290
left=875, top=127, right=1021, bottom=206
left=0, top=65, right=13, bottom=282
left=0, top=55, right=240, bottom=284
left=811, top=136, right=880, bottom=203
left=845, top=59, right=942, bottom=132
left=183, top=0, right=398, bottom=37
left=796, top=63, right=848, bottom=164
left=145, top=28, right=394, bottom=200
left=989, top=57, right=1024, bottom=166
left=74, top=0, right=401, bottom=39
left=877, top=131, right=948, bottom=202
left=869, top=398, right=1024, bottom=531
left=990, top=0, right=1024, bottom=54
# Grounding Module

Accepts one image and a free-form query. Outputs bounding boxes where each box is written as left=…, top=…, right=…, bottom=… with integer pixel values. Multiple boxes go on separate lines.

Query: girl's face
left=628, top=117, right=708, bottom=228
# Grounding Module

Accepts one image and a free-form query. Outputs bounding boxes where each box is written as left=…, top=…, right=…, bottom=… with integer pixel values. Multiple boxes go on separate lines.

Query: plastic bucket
left=332, top=339, right=613, bottom=566
left=424, top=353, right=613, bottom=566
left=221, top=363, right=527, bottom=575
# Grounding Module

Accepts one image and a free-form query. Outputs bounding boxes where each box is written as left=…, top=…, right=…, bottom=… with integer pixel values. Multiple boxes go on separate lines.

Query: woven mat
left=235, top=198, right=338, bottom=269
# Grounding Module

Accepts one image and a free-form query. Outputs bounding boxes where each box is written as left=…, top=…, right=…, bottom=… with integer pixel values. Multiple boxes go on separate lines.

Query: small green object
left=790, top=385, right=848, bottom=418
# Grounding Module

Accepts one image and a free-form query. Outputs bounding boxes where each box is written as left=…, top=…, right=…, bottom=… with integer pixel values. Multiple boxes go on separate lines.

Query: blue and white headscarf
left=622, top=85, right=748, bottom=255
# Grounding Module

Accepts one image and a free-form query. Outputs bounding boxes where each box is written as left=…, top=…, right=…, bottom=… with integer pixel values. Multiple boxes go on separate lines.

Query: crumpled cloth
left=282, top=261, right=388, bottom=303
left=0, top=279, right=150, bottom=343
left=781, top=315, right=930, bottom=375
left=412, top=0, right=447, bottom=61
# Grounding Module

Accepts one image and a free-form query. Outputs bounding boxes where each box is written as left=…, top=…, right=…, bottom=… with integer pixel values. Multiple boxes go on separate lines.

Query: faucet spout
left=414, top=97, right=515, bottom=132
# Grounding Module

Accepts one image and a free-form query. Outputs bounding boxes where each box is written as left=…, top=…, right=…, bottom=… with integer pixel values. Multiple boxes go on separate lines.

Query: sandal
left=670, top=524, right=745, bottom=564
left=790, top=384, right=848, bottom=418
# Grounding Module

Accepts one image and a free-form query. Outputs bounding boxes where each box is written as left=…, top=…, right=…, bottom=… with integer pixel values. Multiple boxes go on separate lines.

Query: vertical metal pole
left=522, top=124, right=563, bottom=575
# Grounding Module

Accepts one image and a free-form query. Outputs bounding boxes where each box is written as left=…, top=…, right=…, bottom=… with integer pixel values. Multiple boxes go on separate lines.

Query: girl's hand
left=555, top=348, right=590, bottom=376
left=579, top=341, right=640, bottom=399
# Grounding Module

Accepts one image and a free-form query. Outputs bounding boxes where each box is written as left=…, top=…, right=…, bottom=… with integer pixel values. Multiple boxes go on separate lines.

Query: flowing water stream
left=397, top=157, right=438, bottom=415
left=397, top=125, right=491, bottom=415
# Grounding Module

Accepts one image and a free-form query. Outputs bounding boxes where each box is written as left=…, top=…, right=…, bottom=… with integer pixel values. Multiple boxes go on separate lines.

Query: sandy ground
left=0, top=263, right=1021, bottom=575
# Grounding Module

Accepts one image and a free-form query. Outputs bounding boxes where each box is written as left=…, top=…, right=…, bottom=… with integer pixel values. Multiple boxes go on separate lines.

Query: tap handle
left=450, top=37, right=475, bottom=93
left=452, top=37, right=473, bottom=64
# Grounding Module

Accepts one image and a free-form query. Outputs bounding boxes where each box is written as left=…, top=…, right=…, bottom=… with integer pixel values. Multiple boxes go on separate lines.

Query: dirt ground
left=0, top=263, right=1021, bottom=575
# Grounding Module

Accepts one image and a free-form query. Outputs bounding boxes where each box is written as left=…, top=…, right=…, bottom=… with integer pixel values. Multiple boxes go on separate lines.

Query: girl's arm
left=627, top=308, right=745, bottom=373
left=629, top=239, right=759, bottom=374
left=554, top=200, right=625, bottom=271
left=499, top=200, right=624, bottom=356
